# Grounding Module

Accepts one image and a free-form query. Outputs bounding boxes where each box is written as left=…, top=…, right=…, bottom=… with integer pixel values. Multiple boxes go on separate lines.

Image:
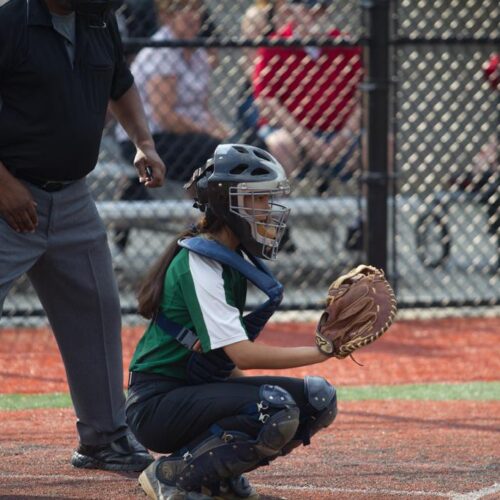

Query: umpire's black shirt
left=0, top=0, right=134, bottom=180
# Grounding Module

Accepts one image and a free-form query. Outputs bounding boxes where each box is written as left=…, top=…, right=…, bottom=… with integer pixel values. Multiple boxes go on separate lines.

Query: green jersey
left=129, top=247, right=248, bottom=380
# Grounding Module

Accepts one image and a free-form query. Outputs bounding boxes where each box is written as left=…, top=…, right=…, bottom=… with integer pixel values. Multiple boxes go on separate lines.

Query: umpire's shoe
left=71, top=432, right=154, bottom=472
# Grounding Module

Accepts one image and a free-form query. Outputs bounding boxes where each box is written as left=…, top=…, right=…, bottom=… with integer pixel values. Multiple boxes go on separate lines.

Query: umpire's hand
left=0, top=163, right=38, bottom=233
left=134, top=143, right=166, bottom=188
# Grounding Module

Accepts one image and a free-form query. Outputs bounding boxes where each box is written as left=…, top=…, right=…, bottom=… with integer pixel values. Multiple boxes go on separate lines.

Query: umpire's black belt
left=12, top=170, right=77, bottom=192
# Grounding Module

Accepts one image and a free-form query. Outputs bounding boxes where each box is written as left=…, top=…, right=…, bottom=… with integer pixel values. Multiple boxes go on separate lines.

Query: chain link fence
left=391, top=0, right=498, bottom=306
left=2, top=0, right=498, bottom=319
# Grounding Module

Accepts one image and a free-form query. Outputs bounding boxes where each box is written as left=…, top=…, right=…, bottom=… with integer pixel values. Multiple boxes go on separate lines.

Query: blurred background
left=3, top=0, right=498, bottom=321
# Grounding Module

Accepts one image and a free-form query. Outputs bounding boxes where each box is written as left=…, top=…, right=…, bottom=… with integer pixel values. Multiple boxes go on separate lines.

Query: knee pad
left=303, top=376, right=337, bottom=439
left=158, top=384, right=300, bottom=495
left=235, top=384, right=300, bottom=456
left=283, top=376, right=337, bottom=453
left=254, top=384, right=300, bottom=455
left=305, top=375, right=337, bottom=426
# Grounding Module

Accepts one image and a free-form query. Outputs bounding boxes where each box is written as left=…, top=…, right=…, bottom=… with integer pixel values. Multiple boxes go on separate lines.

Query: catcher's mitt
left=315, top=265, right=397, bottom=359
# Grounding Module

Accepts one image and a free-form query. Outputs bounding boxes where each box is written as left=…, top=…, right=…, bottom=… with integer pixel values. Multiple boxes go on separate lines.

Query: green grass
left=0, top=393, right=72, bottom=410
left=0, top=382, right=498, bottom=410
left=339, top=381, right=500, bottom=401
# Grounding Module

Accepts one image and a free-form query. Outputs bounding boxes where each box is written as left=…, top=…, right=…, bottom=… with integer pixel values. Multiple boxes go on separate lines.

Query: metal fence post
left=360, top=0, right=391, bottom=272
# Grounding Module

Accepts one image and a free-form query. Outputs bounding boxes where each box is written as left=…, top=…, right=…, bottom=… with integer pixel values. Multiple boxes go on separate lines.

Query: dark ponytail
left=136, top=210, right=226, bottom=319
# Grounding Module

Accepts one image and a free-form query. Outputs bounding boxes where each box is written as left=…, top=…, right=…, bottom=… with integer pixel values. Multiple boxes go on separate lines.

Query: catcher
left=126, top=144, right=397, bottom=500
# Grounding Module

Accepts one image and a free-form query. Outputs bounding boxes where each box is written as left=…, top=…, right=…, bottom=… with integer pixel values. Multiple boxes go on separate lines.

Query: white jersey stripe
left=188, top=252, right=248, bottom=350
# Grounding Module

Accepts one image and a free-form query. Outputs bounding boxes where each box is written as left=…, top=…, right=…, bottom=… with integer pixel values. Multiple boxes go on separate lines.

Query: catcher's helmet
left=185, top=144, right=291, bottom=260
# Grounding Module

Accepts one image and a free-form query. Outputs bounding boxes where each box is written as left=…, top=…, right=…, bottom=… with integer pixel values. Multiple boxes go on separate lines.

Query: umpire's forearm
left=109, top=84, right=155, bottom=148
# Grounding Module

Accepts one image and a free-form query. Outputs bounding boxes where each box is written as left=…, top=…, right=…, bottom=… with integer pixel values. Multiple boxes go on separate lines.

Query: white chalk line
left=450, top=482, right=500, bottom=500
left=252, top=483, right=448, bottom=497
left=253, top=482, right=500, bottom=499
left=1, top=473, right=499, bottom=498
left=0, top=473, right=136, bottom=482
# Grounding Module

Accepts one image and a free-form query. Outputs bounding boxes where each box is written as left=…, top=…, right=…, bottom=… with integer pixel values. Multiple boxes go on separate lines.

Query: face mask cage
left=229, top=186, right=291, bottom=260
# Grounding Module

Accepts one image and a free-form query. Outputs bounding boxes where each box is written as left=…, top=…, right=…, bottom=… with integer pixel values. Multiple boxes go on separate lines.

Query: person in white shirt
left=114, top=0, right=229, bottom=252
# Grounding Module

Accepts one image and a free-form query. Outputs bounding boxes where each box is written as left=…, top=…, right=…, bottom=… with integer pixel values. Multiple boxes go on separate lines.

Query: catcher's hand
left=315, top=265, right=397, bottom=359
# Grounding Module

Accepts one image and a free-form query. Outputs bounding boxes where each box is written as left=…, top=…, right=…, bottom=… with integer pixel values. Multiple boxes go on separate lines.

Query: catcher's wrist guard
left=315, top=265, right=397, bottom=359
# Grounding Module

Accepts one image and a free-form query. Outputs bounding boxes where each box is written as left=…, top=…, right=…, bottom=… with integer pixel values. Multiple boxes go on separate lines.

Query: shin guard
left=157, top=384, right=300, bottom=495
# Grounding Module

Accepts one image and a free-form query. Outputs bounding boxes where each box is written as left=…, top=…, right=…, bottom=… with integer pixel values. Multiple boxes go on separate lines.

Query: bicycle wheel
left=416, top=209, right=451, bottom=268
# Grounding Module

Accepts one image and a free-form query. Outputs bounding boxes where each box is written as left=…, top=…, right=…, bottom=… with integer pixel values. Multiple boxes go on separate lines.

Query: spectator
left=483, top=52, right=499, bottom=91
left=253, top=0, right=363, bottom=189
left=116, top=0, right=227, bottom=183
left=122, top=0, right=159, bottom=42
left=452, top=53, right=498, bottom=244
left=234, top=0, right=287, bottom=149
left=115, top=0, right=228, bottom=251
left=199, top=3, right=220, bottom=69
left=0, top=0, right=165, bottom=471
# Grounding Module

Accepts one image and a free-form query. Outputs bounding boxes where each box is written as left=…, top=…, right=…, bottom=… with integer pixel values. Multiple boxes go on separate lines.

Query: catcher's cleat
left=70, top=433, right=153, bottom=472
left=139, top=458, right=211, bottom=500
left=214, top=475, right=259, bottom=500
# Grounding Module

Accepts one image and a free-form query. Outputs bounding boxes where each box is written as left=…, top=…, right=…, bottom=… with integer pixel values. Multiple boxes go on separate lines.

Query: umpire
left=0, top=0, right=165, bottom=471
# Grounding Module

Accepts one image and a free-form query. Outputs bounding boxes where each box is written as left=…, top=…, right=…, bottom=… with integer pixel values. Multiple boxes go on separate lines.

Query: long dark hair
left=137, top=210, right=226, bottom=319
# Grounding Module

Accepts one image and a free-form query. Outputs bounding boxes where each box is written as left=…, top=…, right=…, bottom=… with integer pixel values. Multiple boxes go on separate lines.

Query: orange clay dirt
left=0, top=317, right=499, bottom=499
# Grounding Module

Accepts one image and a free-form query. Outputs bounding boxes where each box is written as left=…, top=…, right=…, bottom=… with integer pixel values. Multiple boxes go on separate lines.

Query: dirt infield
left=0, top=317, right=499, bottom=499
left=1, top=317, right=499, bottom=392
left=0, top=401, right=498, bottom=499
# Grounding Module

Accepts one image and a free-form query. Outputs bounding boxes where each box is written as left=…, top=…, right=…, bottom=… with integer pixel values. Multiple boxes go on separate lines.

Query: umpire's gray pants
left=0, top=179, right=127, bottom=446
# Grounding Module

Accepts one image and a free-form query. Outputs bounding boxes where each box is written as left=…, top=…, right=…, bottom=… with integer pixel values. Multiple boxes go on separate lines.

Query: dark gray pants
left=0, top=179, right=127, bottom=445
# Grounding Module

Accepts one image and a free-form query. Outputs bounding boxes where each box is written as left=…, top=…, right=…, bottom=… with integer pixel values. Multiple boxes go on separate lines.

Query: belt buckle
left=40, top=180, right=65, bottom=192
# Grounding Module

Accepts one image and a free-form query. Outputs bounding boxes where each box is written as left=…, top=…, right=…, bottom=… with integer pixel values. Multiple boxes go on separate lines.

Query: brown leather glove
left=315, top=265, right=397, bottom=358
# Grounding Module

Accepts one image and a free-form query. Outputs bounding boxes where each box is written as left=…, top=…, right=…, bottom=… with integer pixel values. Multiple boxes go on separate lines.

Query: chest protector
left=154, top=237, right=283, bottom=384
